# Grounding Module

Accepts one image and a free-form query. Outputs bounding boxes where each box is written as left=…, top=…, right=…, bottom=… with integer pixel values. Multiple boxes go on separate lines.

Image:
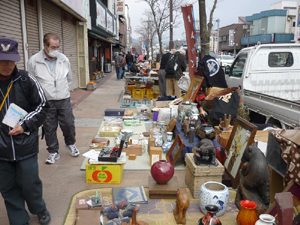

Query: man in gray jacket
left=28, top=33, right=79, bottom=164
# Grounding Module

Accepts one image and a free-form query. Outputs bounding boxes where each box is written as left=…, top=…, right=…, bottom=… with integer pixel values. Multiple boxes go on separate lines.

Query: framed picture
left=223, top=116, right=257, bottom=188
left=266, top=180, right=300, bottom=224
left=184, top=75, right=204, bottom=102
left=165, top=117, right=177, bottom=132
left=166, top=134, right=185, bottom=166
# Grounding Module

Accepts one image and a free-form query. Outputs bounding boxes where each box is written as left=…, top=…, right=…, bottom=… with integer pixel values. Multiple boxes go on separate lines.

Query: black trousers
left=0, top=155, right=46, bottom=225
left=43, top=98, right=76, bottom=153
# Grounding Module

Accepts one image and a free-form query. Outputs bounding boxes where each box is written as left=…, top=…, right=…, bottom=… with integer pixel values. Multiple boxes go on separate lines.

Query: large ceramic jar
left=236, top=200, right=258, bottom=225
left=199, top=181, right=229, bottom=216
left=254, top=214, right=275, bottom=225
left=151, top=160, right=174, bottom=184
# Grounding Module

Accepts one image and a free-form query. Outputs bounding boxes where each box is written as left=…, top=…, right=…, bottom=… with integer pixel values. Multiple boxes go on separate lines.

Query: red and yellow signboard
left=86, top=163, right=124, bottom=184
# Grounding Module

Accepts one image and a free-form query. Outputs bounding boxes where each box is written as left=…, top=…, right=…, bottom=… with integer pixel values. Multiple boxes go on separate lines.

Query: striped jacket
left=0, top=67, right=48, bottom=161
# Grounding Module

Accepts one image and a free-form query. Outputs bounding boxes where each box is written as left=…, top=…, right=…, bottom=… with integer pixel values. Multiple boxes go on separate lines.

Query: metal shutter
left=0, top=0, right=25, bottom=70
left=41, top=0, right=62, bottom=44
left=25, top=0, right=40, bottom=58
left=62, top=13, right=79, bottom=90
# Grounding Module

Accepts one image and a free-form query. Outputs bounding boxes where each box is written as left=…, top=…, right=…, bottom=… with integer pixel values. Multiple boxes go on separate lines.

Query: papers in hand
left=3, top=103, right=28, bottom=128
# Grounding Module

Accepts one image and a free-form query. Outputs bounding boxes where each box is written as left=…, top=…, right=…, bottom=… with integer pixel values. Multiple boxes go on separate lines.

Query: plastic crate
left=146, top=89, right=154, bottom=99
left=132, top=88, right=145, bottom=99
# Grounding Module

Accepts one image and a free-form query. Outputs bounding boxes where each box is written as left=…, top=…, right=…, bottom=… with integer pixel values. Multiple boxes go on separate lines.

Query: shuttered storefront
left=25, top=0, right=40, bottom=58
left=0, top=0, right=25, bottom=70
left=41, top=0, right=79, bottom=90
left=62, top=13, right=78, bottom=90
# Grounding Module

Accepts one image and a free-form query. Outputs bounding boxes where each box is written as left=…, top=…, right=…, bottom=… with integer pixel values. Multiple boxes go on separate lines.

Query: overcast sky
left=127, top=0, right=297, bottom=41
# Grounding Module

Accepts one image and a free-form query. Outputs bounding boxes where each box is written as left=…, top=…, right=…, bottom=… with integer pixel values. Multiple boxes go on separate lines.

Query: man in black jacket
left=0, top=37, right=50, bottom=225
left=125, top=51, right=133, bottom=72
left=165, top=49, right=186, bottom=98
left=158, top=49, right=170, bottom=97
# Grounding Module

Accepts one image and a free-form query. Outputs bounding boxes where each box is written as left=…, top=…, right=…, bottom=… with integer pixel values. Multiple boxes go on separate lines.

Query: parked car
left=217, top=55, right=234, bottom=67
left=225, top=44, right=300, bottom=128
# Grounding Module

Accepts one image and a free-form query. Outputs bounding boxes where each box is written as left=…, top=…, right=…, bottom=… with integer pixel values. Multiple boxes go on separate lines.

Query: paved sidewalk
left=0, top=71, right=185, bottom=225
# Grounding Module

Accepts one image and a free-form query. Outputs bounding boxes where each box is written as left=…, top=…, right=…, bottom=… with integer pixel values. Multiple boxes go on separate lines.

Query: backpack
left=165, top=54, right=178, bottom=75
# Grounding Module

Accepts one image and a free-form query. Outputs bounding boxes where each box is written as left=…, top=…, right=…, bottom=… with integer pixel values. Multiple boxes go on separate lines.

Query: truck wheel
left=267, top=118, right=282, bottom=128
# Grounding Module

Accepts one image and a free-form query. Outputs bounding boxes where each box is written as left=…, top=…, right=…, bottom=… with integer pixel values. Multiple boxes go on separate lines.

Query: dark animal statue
left=192, top=139, right=218, bottom=166
left=235, top=144, right=270, bottom=215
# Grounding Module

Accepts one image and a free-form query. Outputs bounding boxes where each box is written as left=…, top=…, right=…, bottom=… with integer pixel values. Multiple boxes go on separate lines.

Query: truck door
left=225, top=53, right=248, bottom=88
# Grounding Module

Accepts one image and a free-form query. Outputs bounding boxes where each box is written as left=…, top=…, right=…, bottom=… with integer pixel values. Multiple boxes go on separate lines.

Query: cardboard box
left=122, top=144, right=142, bottom=156
left=86, top=162, right=124, bottom=184
left=75, top=209, right=101, bottom=225
left=152, top=99, right=172, bottom=108
left=76, top=197, right=89, bottom=213
left=185, top=153, right=224, bottom=198
left=149, top=146, right=162, bottom=166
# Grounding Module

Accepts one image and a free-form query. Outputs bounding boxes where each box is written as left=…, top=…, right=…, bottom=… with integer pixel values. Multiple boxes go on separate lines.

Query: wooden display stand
left=185, top=153, right=224, bottom=198
left=148, top=176, right=179, bottom=199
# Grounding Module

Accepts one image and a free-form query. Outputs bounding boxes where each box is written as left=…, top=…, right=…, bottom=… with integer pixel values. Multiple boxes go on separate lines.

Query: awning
left=88, top=31, right=115, bottom=44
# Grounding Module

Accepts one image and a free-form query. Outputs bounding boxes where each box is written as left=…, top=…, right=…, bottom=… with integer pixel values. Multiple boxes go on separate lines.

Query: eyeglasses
left=48, top=46, right=60, bottom=50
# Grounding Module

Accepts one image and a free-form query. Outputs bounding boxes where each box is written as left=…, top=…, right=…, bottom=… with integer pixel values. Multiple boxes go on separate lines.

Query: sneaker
left=67, top=144, right=80, bottom=157
left=37, top=210, right=51, bottom=225
left=45, top=153, right=60, bottom=164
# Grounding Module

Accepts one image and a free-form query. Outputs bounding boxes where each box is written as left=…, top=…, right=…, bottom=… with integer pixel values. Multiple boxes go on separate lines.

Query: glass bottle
left=162, top=132, right=173, bottom=153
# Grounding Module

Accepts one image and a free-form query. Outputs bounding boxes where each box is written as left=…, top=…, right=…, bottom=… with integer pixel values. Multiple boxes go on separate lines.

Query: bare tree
left=199, top=0, right=219, bottom=58
left=140, top=0, right=185, bottom=54
left=135, top=13, right=157, bottom=59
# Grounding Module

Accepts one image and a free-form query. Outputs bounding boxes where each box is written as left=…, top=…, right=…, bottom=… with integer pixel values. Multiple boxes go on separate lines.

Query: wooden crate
left=185, top=153, right=224, bottom=198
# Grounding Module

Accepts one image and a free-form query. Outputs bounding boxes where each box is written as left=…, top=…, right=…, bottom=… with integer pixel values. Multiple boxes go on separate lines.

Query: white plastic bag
left=178, top=74, right=191, bottom=92
left=157, top=106, right=178, bottom=125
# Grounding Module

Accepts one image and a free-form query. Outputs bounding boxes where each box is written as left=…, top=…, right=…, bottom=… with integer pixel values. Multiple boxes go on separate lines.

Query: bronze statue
left=235, top=145, right=270, bottom=215
left=174, top=188, right=190, bottom=225
left=192, top=139, right=218, bottom=166
left=181, top=116, right=190, bottom=138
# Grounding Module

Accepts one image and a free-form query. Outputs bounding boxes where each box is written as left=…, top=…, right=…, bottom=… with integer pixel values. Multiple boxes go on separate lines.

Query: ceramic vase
left=255, top=214, right=275, bottom=225
left=150, top=160, right=174, bottom=184
left=199, top=181, right=229, bottom=216
left=198, top=205, right=222, bottom=225
left=236, top=200, right=258, bottom=225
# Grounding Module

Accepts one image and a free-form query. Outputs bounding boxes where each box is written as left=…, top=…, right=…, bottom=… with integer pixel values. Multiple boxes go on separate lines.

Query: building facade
left=0, top=0, right=90, bottom=90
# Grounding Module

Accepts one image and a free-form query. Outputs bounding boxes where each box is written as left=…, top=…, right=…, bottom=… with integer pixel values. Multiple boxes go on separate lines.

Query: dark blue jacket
left=0, top=67, right=48, bottom=161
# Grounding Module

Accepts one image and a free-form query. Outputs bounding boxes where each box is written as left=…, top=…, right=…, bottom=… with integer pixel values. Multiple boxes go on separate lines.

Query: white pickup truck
left=225, top=44, right=300, bottom=128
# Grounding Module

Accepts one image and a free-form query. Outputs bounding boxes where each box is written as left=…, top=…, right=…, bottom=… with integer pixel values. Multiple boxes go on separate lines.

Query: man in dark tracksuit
left=158, top=49, right=171, bottom=97
left=0, top=37, right=50, bottom=224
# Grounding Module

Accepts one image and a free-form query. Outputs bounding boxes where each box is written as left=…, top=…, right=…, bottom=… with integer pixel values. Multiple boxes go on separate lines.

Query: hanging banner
left=181, top=5, right=199, bottom=79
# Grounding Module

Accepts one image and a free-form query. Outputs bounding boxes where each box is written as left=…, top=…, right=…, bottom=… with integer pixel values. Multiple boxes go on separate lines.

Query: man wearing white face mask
left=28, top=33, right=79, bottom=164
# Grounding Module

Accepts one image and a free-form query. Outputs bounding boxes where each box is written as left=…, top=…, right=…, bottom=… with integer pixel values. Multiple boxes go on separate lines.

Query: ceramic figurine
left=198, top=205, right=222, bottom=225
left=199, top=181, right=229, bottom=217
left=131, top=207, right=149, bottom=225
left=192, top=139, right=218, bottom=166
left=235, top=145, right=270, bottom=215
left=181, top=116, right=190, bottom=138
left=174, top=188, right=190, bottom=225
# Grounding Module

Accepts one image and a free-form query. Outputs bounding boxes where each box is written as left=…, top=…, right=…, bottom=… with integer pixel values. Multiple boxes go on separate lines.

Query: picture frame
left=223, top=116, right=257, bottom=188
left=166, top=134, right=185, bottom=166
left=266, top=180, right=300, bottom=224
left=165, top=117, right=177, bottom=132
left=184, top=75, right=204, bottom=102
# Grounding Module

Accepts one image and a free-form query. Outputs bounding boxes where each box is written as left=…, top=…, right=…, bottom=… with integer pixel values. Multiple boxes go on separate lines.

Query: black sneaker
left=37, top=210, right=51, bottom=225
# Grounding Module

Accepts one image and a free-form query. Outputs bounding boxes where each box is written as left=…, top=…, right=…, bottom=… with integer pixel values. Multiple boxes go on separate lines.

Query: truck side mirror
left=225, top=65, right=231, bottom=75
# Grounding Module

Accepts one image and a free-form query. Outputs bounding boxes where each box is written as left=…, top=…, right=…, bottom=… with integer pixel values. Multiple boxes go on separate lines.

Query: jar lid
left=192, top=103, right=198, bottom=106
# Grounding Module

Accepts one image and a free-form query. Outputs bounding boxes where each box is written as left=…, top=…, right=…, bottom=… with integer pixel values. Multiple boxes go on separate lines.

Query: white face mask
left=48, top=50, right=60, bottom=58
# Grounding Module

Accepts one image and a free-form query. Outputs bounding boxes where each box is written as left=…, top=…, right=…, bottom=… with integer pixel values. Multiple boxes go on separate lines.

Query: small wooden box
left=122, top=145, right=142, bottom=156
left=185, top=153, right=224, bottom=198
left=148, top=137, right=155, bottom=156
left=149, top=146, right=162, bottom=166
left=128, top=154, right=136, bottom=160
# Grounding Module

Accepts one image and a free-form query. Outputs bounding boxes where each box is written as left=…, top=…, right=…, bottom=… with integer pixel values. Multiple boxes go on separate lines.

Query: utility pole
left=169, top=0, right=174, bottom=50
left=216, top=19, right=220, bottom=54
